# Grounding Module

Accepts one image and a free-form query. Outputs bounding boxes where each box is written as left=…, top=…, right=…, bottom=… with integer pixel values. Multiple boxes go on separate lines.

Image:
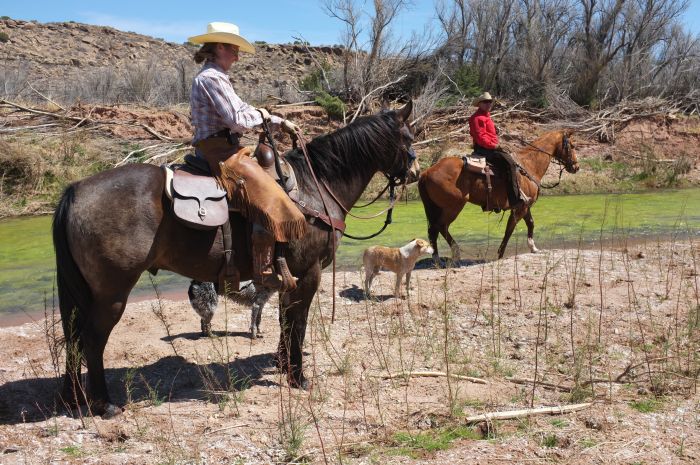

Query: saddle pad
left=170, top=167, right=228, bottom=230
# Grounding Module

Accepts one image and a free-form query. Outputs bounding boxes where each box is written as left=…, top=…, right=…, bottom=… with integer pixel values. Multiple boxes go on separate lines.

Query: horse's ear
left=564, top=128, right=576, bottom=137
left=396, top=100, right=413, bottom=122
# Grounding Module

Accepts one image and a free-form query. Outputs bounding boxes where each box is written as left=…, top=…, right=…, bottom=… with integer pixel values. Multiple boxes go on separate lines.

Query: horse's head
left=384, top=100, right=419, bottom=184
left=557, top=129, right=579, bottom=173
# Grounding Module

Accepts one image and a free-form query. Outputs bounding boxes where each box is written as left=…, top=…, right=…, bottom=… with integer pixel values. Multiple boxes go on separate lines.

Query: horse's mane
left=517, top=129, right=566, bottom=158
left=284, top=111, right=401, bottom=181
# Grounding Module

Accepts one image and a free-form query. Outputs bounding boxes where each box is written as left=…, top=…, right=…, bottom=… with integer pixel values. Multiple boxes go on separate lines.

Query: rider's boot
left=508, top=167, right=525, bottom=209
left=252, top=229, right=297, bottom=291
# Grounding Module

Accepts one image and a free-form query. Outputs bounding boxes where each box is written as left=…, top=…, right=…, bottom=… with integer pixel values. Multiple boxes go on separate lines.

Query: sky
left=2, top=0, right=700, bottom=46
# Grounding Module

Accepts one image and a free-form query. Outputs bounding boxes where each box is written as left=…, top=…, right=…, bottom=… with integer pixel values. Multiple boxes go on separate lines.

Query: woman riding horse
left=189, top=22, right=305, bottom=291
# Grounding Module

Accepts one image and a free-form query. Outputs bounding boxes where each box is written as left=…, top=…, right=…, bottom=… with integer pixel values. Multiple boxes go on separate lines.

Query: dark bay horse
left=53, top=102, right=416, bottom=417
left=418, top=129, right=579, bottom=262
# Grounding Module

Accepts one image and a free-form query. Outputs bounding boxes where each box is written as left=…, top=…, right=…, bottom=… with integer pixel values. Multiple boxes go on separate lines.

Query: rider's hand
left=257, top=107, right=271, bottom=122
left=281, top=119, right=300, bottom=135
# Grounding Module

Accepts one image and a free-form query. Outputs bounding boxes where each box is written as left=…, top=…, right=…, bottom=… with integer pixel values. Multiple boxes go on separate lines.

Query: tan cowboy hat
left=188, top=22, right=256, bottom=54
left=472, top=91, right=494, bottom=106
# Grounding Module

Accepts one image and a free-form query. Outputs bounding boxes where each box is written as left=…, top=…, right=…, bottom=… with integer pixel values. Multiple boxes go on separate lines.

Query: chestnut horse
left=53, top=102, right=416, bottom=417
left=418, top=129, right=579, bottom=262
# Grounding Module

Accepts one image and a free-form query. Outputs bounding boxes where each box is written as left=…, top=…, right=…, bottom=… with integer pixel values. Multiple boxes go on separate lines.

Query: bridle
left=519, top=134, right=575, bottom=189
left=320, top=121, right=416, bottom=240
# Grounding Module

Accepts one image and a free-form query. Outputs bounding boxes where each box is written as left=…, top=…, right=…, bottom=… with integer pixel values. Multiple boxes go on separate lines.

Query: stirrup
left=275, top=256, right=298, bottom=292
left=257, top=268, right=284, bottom=290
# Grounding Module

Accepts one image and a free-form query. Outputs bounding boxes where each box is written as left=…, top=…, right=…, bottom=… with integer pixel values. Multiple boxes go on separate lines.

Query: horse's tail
left=53, top=184, right=91, bottom=348
left=418, top=173, right=440, bottom=228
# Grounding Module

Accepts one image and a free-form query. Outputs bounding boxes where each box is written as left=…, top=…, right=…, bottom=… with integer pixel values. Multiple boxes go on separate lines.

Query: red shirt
left=468, top=108, right=499, bottom=150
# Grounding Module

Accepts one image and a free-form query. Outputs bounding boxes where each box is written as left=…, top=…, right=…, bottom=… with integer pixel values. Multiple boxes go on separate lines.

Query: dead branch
left=203, top=423, right=250, bottom=436
left=371, top=370, right=488, bottom=384
left=350, top=74, right=407, bottom=123
left=27, top=83, right=67, bottom=112
left=0, top=98, right=180, bottom=142
left=413, top=126, right=465, bottom=147
left=292, top=36, right=331, bottom=92
left=505, top=377, right=572, bottom=393
left=464, top=402, right=593, bottom=424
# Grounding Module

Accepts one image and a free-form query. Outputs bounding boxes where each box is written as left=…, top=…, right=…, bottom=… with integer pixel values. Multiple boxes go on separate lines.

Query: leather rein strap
left=293, top=129, right=340, bottom=323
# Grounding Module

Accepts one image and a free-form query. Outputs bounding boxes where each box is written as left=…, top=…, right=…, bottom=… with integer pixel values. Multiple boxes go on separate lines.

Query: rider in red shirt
left=468, top=92, right=525, bottom=209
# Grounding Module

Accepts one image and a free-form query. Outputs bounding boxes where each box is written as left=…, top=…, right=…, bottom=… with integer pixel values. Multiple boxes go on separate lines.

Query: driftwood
left=371, top=371, right=488, bottom=384
left=465, top=402, right=593, bottom=424
left=372, top=371, right=574, bottom=392
left=0, top=98, right=176, bottom=142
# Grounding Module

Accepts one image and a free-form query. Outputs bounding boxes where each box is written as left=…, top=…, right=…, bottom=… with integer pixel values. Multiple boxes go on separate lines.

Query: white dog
left=363, top=238, right=434, bottom=298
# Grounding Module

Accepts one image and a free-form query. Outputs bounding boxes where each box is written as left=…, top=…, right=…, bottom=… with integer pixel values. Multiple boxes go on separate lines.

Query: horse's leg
left=277, top=263, right=320, bottom=389
left=523, top=208, right=540, bottom=253
left=428, top=222, right=440, bottom=266
left=497, top=210, right=524, bottom=259
left=82, top=291, right=133, bottom=418
left=61, top=315, right=84, bottom=407
left=441, top=226, right=462, bottom=263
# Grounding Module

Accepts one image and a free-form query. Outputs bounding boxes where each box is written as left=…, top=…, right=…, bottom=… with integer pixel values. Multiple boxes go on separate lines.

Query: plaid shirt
left=190, top=62, right=282, bottom=143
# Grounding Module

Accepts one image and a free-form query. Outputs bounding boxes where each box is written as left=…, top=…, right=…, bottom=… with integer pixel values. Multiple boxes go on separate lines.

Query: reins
left=290, top=127, right=408, bottom=322
left=293, top=129, right=340, bottom=323
left=322, top=178, right=398, bottom=220
left=340, top=182, right=398, bottom=240
left=511, top=135, right=569, bottom=190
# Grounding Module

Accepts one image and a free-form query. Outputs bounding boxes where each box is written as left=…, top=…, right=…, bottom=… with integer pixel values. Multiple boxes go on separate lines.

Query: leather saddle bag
left=169, top=166, right=228, bottom=230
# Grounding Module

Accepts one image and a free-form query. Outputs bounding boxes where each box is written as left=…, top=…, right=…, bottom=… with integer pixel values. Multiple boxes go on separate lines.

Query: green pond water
left=1, top=189, right=699, bottom=319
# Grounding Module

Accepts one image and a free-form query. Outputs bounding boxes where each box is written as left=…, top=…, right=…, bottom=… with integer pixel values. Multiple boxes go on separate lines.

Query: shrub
left=315, top=91, right=345, bottom=120
left=451, top=64, right=481, bottom=98
left=0, top=31, right=9, bottom=43
left=299, top=61, right=331, bottom=92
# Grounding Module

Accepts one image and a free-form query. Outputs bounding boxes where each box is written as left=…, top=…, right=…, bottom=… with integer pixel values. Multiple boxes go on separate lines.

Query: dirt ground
left=1, top=237, right=699, bottom=464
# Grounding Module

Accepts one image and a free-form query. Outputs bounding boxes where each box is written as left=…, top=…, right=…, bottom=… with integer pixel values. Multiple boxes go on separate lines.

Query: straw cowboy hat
left=472, top=92, right=494, bottom=106
left=188, top=22, right=256, bottom=54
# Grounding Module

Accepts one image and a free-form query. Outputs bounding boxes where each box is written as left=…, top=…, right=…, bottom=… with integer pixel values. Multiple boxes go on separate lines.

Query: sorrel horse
left=418, top=129, right=579, bottom=262
left=53, top=102, right=416, bottom=417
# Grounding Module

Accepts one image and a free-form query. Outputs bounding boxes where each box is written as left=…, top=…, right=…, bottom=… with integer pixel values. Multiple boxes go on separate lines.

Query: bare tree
left=510, top=0, right=574, bottom=88
left=569, top=0, right=628, bottom=106
left=323, top=0, right=362, bottom=98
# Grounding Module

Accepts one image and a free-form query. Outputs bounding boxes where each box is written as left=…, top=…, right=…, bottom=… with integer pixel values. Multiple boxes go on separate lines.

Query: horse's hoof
left=289, top=376, right=310, bottom=390
left=101, top=404, right=123, bottom=419
left=92, top=401, right=123, bottom=419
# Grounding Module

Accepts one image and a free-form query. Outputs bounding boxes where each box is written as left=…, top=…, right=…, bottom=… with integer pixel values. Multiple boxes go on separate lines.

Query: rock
left=584, top=416, right=606, bottom=431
